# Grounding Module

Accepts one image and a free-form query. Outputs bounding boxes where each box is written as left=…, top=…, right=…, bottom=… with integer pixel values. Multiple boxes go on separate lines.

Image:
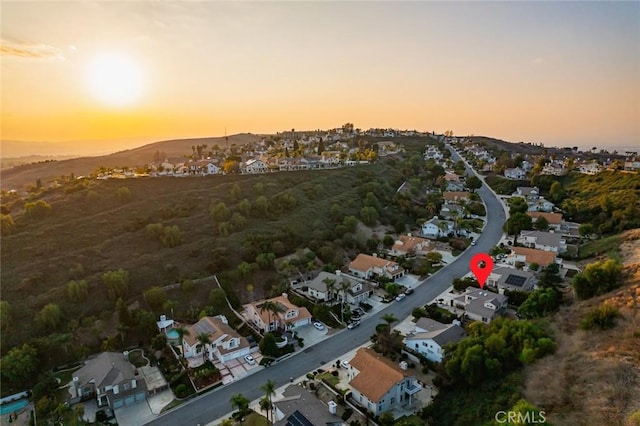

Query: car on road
left=404, top=287, right=414, bottom=295
left=244, top=355, right=255, bottom=365
left=347, top=320, right=360, bottom=329
left=395, top=293, right=406, bottom=302
left=470, top=240, right=476, bottom=246
left=312, top=321, right=325, bottom=330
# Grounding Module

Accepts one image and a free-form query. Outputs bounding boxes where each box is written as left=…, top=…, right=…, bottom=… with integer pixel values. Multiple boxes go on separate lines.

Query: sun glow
left=87, top=52, right=144, bottom=107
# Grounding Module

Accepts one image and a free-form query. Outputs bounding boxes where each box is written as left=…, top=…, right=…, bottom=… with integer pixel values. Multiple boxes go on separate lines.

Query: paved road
left=146, top=146, right=506, bottom=426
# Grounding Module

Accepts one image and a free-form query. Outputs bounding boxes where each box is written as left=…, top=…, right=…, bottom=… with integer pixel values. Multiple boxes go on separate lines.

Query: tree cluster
left=572, top=258, right=623, bottom=299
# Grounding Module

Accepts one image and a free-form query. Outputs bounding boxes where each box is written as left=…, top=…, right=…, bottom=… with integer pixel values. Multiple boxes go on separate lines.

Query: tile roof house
left=389, top=235, right=433, bottom=257
left=245, top=294, right=312, bottom=333
left=504, top=167, right=526, bottom=180
left=182, top=316, right=251, bottom=364
left=443, top=191, right=471, bottom=203
left=348, top=254, right=405, bottom=281
left=527, top=198, right=555, bottom=213
left=273, top=384, right=345, bottom=426
left=304, top=270, right=372, bottom=305
left=348, top=348, right=421, bottom=416
left=450, top=288, right=508, bottom=324
left=242, top=158, right=268, bottom=174
left=404, top=318, right=466, bottom=363
left=519, top=230, right=566, bottom=253
left=526, top=212, right=563, bottom=230
left=70, top=352, right=147, bottom=409
left=507, top=246, right=559, bottom=268
left=486, top=266, right=536, bottom=292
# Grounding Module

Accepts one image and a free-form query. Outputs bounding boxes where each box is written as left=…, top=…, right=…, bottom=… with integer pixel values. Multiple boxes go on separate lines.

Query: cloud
left=0, top=40, right=66, bottom=60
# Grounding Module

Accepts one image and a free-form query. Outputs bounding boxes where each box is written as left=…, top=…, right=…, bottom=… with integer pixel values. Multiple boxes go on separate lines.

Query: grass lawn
left=128, top=349, right=148, bottom=367
left=317, top=371, right=340, bottom=387
left=393, top=414, right=424, bottom=425
left=578, top=235, right=621, bottom=261
left=240, top=412, right=269, bottom=426
left=53, top=366, right=81, bottom=385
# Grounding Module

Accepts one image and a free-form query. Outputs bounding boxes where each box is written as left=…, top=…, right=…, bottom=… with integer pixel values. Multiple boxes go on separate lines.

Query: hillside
left=524, top=229, right=640, bottom=425
left=0, top=133, right=262, bottom=190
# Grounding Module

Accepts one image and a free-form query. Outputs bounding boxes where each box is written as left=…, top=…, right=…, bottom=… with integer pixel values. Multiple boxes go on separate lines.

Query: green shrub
left=580, top=304, right=621, bottom=330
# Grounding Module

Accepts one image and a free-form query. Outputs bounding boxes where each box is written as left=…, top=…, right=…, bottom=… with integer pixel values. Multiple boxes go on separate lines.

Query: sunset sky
left=2, top=1, right=639, bottom=153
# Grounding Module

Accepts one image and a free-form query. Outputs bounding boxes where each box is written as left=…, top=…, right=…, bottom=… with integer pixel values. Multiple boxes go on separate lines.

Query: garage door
left=124, top=396, right=135, bottom=405
left=113, top=399, right=123, bottom=409
left=135, top=392, right=145, bottom=402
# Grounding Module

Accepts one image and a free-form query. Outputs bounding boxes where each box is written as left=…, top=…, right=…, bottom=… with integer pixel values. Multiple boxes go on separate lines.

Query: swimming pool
left=166, top=329, right=179, bottom=339
left=0, top=398, right=28, bottom=415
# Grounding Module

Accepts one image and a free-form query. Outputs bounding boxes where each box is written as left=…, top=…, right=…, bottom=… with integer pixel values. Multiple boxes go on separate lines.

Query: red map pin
left=470, top=253, right=494, bottom=289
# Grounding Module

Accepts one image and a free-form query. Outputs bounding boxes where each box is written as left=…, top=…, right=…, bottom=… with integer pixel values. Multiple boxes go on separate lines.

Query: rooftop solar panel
left=505, top=274, right=527, bottom=287
left=286, top=410, right=314, bottom=426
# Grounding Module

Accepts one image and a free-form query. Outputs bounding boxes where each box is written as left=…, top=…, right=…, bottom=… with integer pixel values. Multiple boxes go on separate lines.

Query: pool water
left=0, top=399, right=28, bottom=415
left=166, top=329, right=179, bottom=339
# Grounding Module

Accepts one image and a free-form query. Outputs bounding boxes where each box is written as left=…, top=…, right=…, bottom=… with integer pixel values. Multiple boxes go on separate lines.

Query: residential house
left=304, top=270, right=372, bottom=305
left=272, top=385, right=345, bottom=426
left=404, top=318, right=466, bottom=363
left=451, top=288, right=508, bottom=323
left=486, top=267, right=536, bottom=293
left=507, top=246, right=558, bottom=268
left=519, top=230, right=566, bottom=253
left=245, top=294, right=312, bottom=333
left=242, top=159, right=268, bottom=174
left=390, top=235, right=433, bottom=257
left=181, top=316, right=251, bottom=363
left=512, top=187, right=539, bottom=200
left=624, top=159, right=640, bottom=171
left=440, top=202, right=464, bottom=220
left=542, top=162, right=567, bottom=176
left=348, top=254, right=405, bottom=281
left=526, top=212, right=563, bottom=231
left=443, top=171, right=461, bottom=182
left=421, top=217, right=454, bottom=239
left=504, top=167, right=526, bottom=180
left=348, top=347, right=422, bottom=416
left=527, top=198, right=555, bottom=213
left=205, top=162, right=221, bottom=175
left=70, top=352, right=147, bottom=409
left=424, top=147, right=443, bottom=160
left=443, top=191, right=471, bottom=203
left=446, top=180, right=466, bottom=192
left=578, top=162, right=603, bottom=175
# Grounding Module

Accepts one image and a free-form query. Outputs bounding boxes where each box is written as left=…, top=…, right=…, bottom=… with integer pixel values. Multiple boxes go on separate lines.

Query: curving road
left=146, top=145, right=506, bottom=426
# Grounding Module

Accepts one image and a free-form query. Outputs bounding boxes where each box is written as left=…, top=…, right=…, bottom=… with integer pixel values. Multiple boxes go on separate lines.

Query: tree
left=116, top=298, right=133, bottom=326
left=360, top=206, right=379, bottom=226
left=230, top=183, right=242, bottom=201
left=230, top=393, right=250, bottom=416
left=66, top=280, right=88, bottom=303
left=338, top=279, right=351, bottom=324
left=36, top=303, right=63, bottom=331
left=572, top=259, right=623, bottom=299
left=533, top=216, right=549, bottom=231
left=209, top=288, right=228, bottom=312
left=504, top=212, right=533, bottom=237
left=323, top=278, right=337, bottom=301
left=379, top=411, right=395, bottom=426
left=160, top=225, right=184, bottom=247
left=259, top=301, right=285, bottom=332
left=116, top=186, right=132, bottom=203
left=259, top=333, right=279, bottom=358
left=196, top=332, right=212, bottom=362
left=578, top=223, right=594, bottom=238
left=0, top=214, right=16, bottom=235
left=261, top=380, right=276, bottom=424
left=508, top=197, right=528, bottom=215
left=466, top=176, right=482, bottom=192
left=102, top=269, right=129, bottom=300
left=549, top=181, right=566, bottom=203
left=174, top=326, right=190, bottom=358
left=24, top=200, right=52, bottom=220
left=238, top=199, right=252, bottom=216
left=144, top=286, right=168, bottom=312
left=381, top=313, right=398, bottom=327
left=2, top=344, right=40, bottom=385
left=253, top=195, right=269, bottom=217
left=210, top=202, right=231, bottom=221
left=517, top=288, right=560, bottom=319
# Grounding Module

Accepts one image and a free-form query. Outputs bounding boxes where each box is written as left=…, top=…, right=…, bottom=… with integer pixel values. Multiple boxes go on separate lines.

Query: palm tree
left=261, top=379, right=276, bottom=424
left=230, top=393, right=249, bottom=416
left=259, top=301, right=277, bottom=333
left=323, top=278, right=337, bottom=302
left=196, top=332, right=212, bottom=362
left=437, top=220, right=450, bottom=237
left=259, top=397, right=272, bottom=423
left=174, top=326, right=190, bottom=359
left=381, top=313, right=398, bottom=328
left=338, top=279, right=351, bottom=324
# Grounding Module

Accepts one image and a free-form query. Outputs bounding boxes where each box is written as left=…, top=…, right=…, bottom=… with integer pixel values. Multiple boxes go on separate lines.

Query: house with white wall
left=404, top=318, right=466, bottom=363
left=245, top=294, right=311, bottom=333
left=181, top=316, right=251, bottom=364
left=348, top=254, right=405, bottom=281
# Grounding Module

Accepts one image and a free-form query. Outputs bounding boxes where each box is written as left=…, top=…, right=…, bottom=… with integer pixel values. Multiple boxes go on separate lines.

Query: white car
left=340, top=360, right=350, bottom=369
left=347, top=320, right=360, bottom=329
left=395, top=293, right=406, bottom=302
left=312, top=321, right=325, bottom=330
left=244, top=355, right=255, bottom=365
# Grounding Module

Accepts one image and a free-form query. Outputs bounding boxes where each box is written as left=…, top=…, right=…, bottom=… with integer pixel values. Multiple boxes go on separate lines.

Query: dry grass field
left=524, top=229, right=640, bottom=426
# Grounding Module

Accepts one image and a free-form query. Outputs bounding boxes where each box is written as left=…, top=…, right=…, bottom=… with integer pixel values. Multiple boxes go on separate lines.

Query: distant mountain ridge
left=0, top=133, right=261, bottom=190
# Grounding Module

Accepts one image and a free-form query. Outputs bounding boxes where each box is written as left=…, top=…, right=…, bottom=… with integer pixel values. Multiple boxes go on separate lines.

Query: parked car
left=347, top=320, right=360, bottom=329
left=470, top=240, right=476, bottom=246
left=340, top=360, right=350, bottom=369
left=404, top=287, right=414, bottom=295
left=244, top=354, right=255, bottom=365
left=312, top=321, right=325, bottom=331
left=395, top=293, right=406, bottom=302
